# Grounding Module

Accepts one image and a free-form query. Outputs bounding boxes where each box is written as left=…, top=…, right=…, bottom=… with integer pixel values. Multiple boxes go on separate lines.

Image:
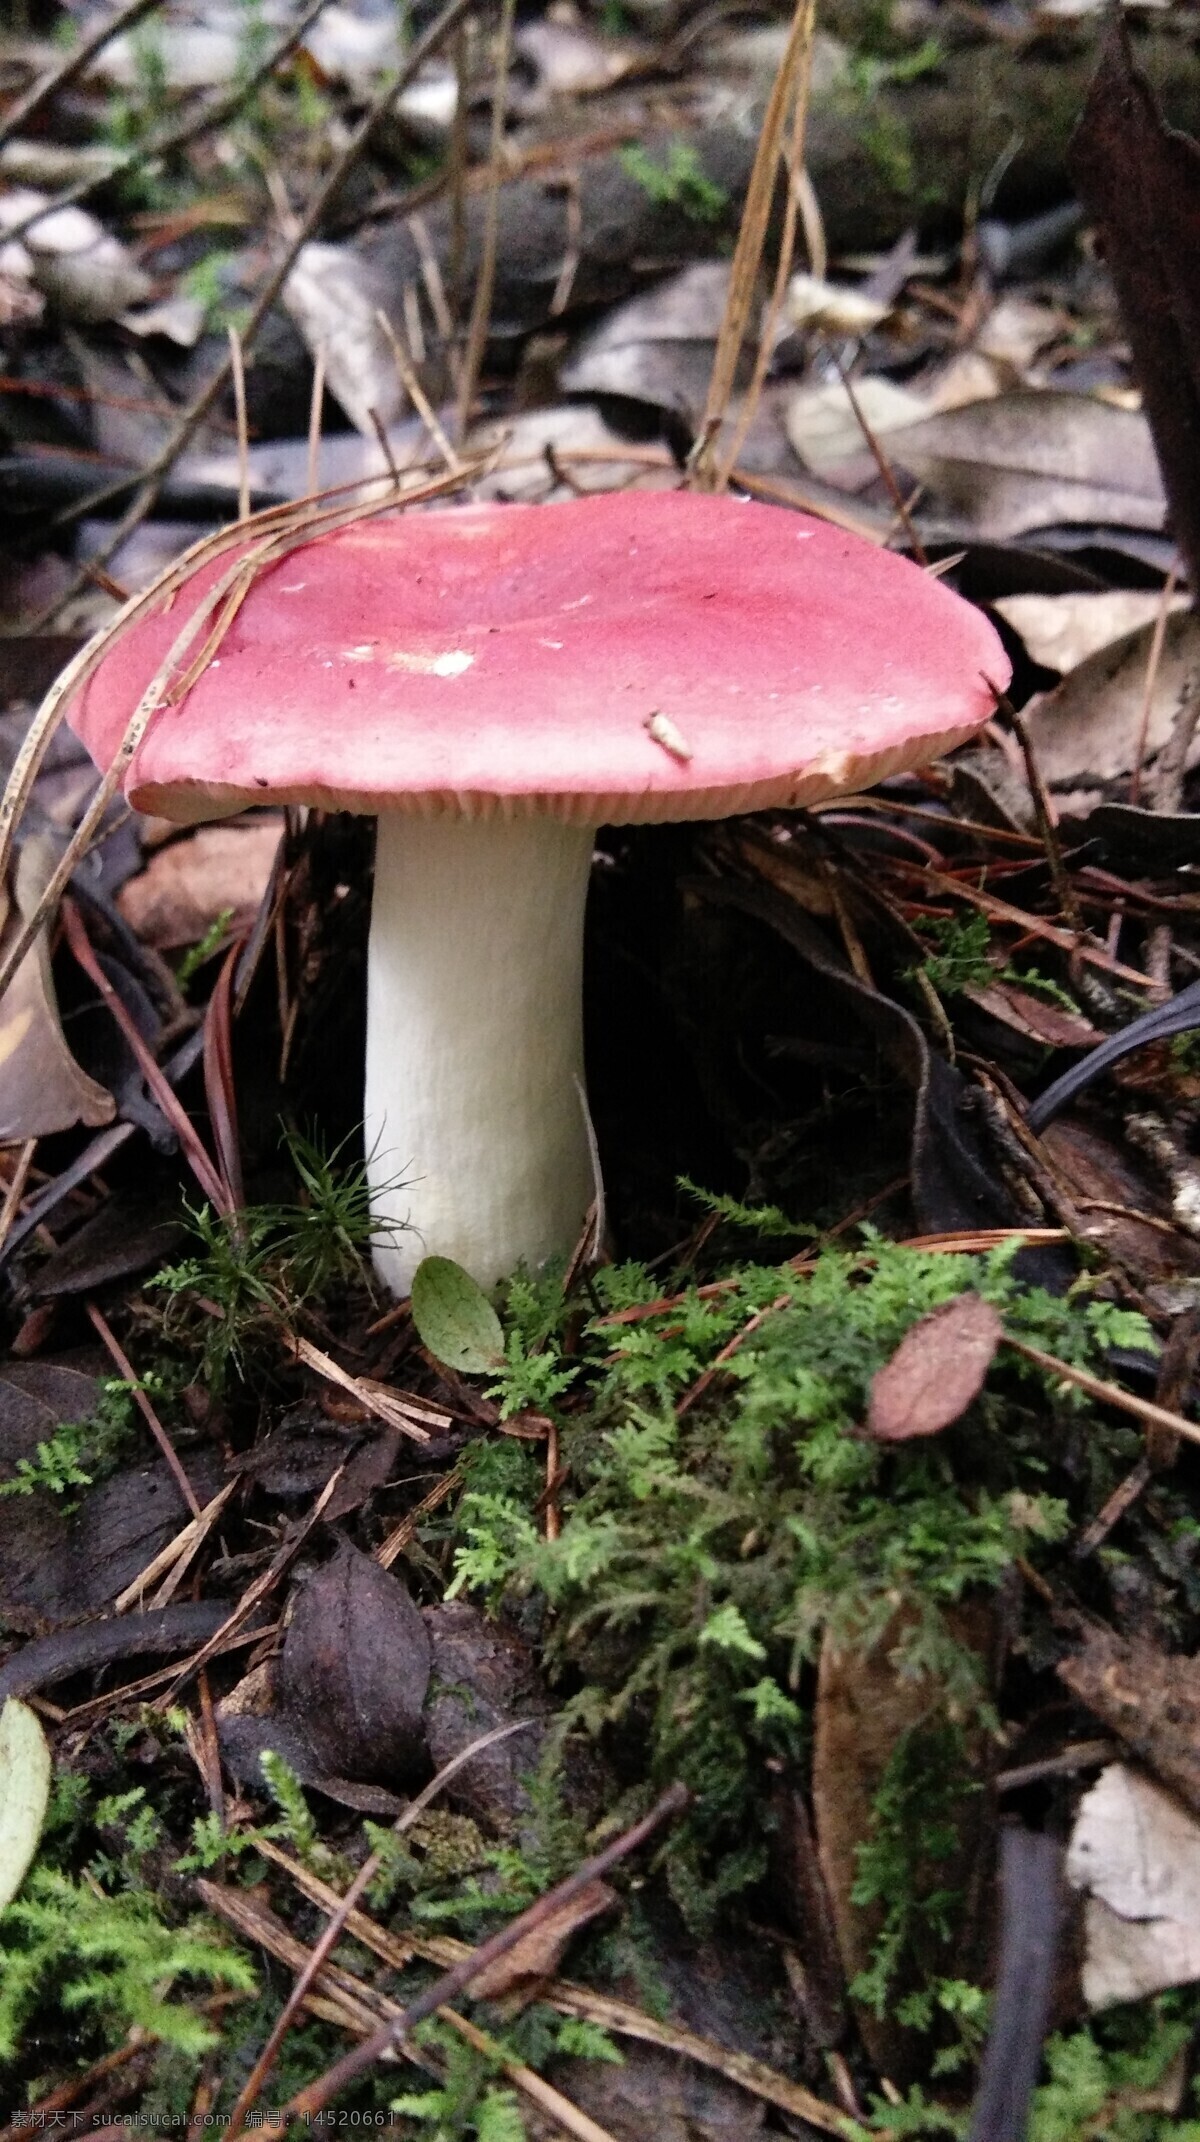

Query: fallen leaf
left=0, top=1698, right=50, bottom=1909
left=411, top=1256, right=505, bottom=1375
left=812, top=1601, right=998, bottom=2077
left=866, top=1292, right=1002, bottom=1441
left=786, top=376, right=930, bottom=480
left=976, top=295, right=1065, bottom=373
left=423, top=1599, right=547, bottom=1834
left=1068, top=1764, right=1200, bottom=2009
left=961, top=980, right=1102, bottom=1049
left=278, top=1538, right=431, bottom=1783
left=467, top=1877, right=617, bottom=2001
left=284, top=241, right=404, bottom=439
left=887, top=391, right=1164, bottom=540
left=0, top=836, right=115, bottom=1140
left=116, top=817, right=283, bottom=951
left=993, top=590, right=1188, bottom=675
left=1022, top=609, right=1200, bottom=790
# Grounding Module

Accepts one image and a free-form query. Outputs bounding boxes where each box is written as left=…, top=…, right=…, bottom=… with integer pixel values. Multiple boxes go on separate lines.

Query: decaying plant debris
left=12, top=0, right=1200, bottom=2136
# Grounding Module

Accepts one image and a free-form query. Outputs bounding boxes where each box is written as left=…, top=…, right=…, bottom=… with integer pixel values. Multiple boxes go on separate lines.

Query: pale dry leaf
left=284, top=243, right=404, bottom=438
left=887, top=391, right=1165, bottom=539
left=1022, top=608, right=1200, bottom=788
left=994, top=590, right=1189, bottom=675
left=866, top=1291, right=1002, bottom=1442
left=926, top=350, right=1002, bottom=413
left=785, top=274, right=890, bottom=336
left=0, top=1698, right=51, bottom=1911
left=0, top=835, right=115, bottom=1141
left=785, top=376, right=930, bottom=478
left=976, top=296, right=1065, bottom=373
left=1068, top=1764, right=1200, bottom=2009
left=116, top=817, right=283, bottom=950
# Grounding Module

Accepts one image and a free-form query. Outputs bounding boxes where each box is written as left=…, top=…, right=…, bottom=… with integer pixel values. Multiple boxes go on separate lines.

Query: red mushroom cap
left=68, top=490, right=1008, bottom=824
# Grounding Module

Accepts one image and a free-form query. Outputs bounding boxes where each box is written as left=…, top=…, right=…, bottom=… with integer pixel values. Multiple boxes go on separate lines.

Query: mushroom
left=67, top=489, right=1009, bottom=1294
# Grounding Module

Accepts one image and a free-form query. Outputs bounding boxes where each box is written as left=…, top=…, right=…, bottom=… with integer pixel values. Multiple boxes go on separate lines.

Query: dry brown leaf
left=961, top=980, right=1102, bottom=1049
left=866, top=1291, right=1002, bottom=1442
left=0, top=835, right=114, bottom=1140
left=467, top=1877, right=617, bottom=2001
left=116, top=817, right=283, bottom=950
left=812, top=1601, right=998, bottom=2077
left=887, top=391, right=1164, bottom=539
left=278, top=1538, right=431, bottom=1784
left=1022, top=608, right=1200, bottom=789
left=994, top=590, right=1189, bottom=676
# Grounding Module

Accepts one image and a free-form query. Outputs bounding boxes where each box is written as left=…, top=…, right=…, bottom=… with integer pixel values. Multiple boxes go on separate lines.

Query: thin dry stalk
left=375, top=1462, right=464, bottom=1568
left=113, top=1481, right=238, bottom=1612
left=1130, top=559, right=1181, bottom=805
left=162, top=1467, right=345, bottom=1702
left=203, top=1879, right=618, bottom=2142
left=0, top=1140, right=36, bottom=1254
left=1008, top=703, right=1085, bottom=936
left=690, top=0, right=816, bottom=489
left=228, top=328, right=251, bottom=524
left=455, top=0, right=518, bottom=442
left=289, top=1335, right=445, bottom=1442
left=224, top=1718, right=537, bottom=2137
left=203, top=938, right=245, bottom=1210
left=263, top=1842, right=856, bottom=2135
left=830, top=346, right=925, bottom=563
left=1003, top=1333, right=1200, bottom=1451
left=288, top=1783, right=691, bottom=2115
left=84, top=1298, right=202, bottom=1517
left=377, top=307, right=464, bottom=472
left=713, top=0, right=817, bottom=489
left=305, top=345, right=327, bottom=497
left=62, top=898, right=228, bottom=1210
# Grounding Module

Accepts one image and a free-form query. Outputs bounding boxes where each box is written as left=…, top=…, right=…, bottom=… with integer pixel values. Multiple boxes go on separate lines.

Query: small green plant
left=0, top=1377, right=138, bottom=1503
left=150, top=1126, right=399, bottom=1384
left=175, top=905, right=235, bottom=990
left=909, top=913, right=995, bottom=997
left=619, top=140, right=728, bottom=224
left=444, top=1235, right=1141, bottom=1923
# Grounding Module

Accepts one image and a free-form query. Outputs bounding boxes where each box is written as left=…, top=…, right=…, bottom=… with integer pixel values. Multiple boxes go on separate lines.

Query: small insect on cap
left=66, top=490, right=1007, bottom=827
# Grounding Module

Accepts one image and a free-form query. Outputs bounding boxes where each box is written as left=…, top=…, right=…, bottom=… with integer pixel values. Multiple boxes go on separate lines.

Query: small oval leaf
left=410, top=1256, right=505, bottom=1375
left=0, top=1697, right=51, bottom=1911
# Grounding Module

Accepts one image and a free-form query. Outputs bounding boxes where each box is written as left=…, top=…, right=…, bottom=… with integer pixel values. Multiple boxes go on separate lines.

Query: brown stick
left=287, top=1780, right=691, bottom=2118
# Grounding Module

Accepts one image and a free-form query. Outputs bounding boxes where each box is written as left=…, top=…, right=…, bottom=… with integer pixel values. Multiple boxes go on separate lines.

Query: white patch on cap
left=343, top=644, right=377, bottom=662
left=645, top=712, right=693, bottom=763
left=387, top=649, right=475, bottom=677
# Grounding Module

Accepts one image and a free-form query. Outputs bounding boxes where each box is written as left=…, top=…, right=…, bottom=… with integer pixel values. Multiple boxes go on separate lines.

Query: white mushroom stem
left=365, top=812, right=597, bottom=1296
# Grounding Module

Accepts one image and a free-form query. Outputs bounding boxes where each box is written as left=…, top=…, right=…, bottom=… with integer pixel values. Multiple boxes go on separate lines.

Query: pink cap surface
left=68, top=490, right=1008, bottom=824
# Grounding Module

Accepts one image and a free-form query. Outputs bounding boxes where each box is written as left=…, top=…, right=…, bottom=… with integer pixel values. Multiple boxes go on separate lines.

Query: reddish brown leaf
left=867, top=1291, right=1002, bottom=1442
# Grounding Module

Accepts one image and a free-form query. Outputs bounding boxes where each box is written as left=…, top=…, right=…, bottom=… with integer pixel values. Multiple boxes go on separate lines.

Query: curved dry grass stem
left=690, top=0, right=818, bottom=491
left=0, top=462, right=476, bottom=1011
left=713, top=0, right=817, bottom=490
